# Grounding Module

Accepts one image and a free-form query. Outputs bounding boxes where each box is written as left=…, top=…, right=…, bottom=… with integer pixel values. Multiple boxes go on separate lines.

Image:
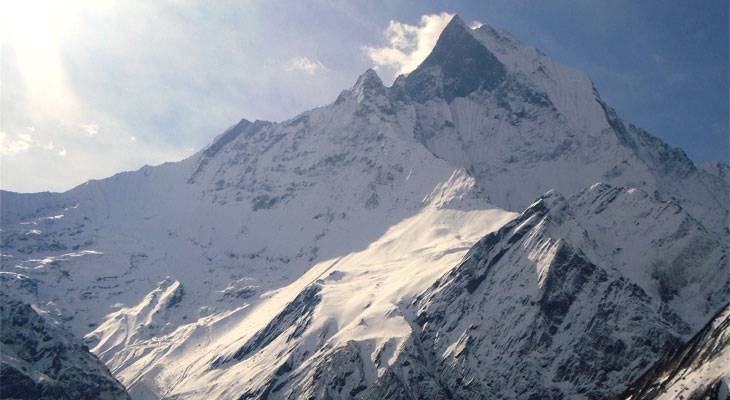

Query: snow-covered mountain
left=1, top=14, right=727, bottom=399
left=87, top=183, right=724, bottom=399
left=622, top=303, right=729, bottom=400
left=391, top=16, right=728, bottom=236
left=0, top=293, right=130, bottom=399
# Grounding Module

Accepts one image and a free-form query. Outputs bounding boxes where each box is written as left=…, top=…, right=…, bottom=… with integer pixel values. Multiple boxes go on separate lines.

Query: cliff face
left=622, top=304, right=730, bottom=400
left=0, top=293, right=130, bottom=400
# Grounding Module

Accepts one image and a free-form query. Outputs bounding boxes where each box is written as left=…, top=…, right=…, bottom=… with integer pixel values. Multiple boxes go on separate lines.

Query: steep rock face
left=622, top=304, right=730, bottom=400
left=401, top=16, right=507, bottom=103
left=395, top=193, right=687, bottom=399
left=562, top=183, right=728, bottom=327
left=0, top=293, right=129, bottom=400
left=389, top=16, right=728, bottom=235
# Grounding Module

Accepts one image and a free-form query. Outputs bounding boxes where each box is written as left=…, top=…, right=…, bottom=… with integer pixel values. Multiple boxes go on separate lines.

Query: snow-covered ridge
left=397, top=190, right=690, bottom=398
left=98, top=181, right=725, bottom=399
left=0, top=13, right=727, bottom=400
left=396, top=16, right=727, bottom=235
left=92, top=198, right=517, bottom=398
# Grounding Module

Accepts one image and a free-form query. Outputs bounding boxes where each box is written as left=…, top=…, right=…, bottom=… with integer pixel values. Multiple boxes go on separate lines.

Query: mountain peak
left=401, top=13, right=506, bottom=102
left=444, top=14, right=467, bottom=31
left=351, top=68, right=385, bottom=101
left=354, top=68, right=382, bottom=89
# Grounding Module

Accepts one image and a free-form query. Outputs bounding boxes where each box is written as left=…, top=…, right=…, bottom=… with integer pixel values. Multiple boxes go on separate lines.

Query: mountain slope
left=0, top=13, right=727, bottom=400
left=389, top=16, right=728, bottom=236
left=89, top=183, right=726, bottom=399
left=1, top=15, right=725, bottom=338
left=371, top=190, right=689, bottom=399
left=0, top=78, right=482, bottom=339
left=622, top=303, right=730, bottom=400
left=0, top=293, right=130, bottom=400
left=87, top=175, right=517, bottom=399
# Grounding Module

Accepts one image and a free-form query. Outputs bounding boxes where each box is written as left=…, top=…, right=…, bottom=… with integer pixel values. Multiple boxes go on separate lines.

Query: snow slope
left=1, top=13, right=727, bottom=400
left=1, top=75, right=486, bottom=340
left=99, top=182, right=726, bottom=399
left=93, top=176, right=516, bottom=398
left=382, top=187, right=717, bottom=399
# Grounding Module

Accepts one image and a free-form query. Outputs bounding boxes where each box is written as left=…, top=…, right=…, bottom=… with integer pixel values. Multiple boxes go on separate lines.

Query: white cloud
left=80, top=123, right=99, bottom=136
left=0, top=131, right=34, bottom=155
left=364, top=12, right=453, bottom=79
left=0, top=130, right=65, bottom=156
left=470, top=20, right=484, bottom=29
left=285, top=56, right=327, bottom=75
left=1, top=2, right=370, bottom=192
left=17, top=133, right=33, bottom=143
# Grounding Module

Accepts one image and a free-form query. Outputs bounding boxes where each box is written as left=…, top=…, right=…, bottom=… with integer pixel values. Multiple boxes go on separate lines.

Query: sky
left=1, top=0, right=727, bottom=193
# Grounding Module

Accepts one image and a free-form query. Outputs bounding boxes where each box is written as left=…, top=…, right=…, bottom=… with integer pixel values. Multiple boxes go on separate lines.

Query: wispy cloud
left=0, top=131, right=34, bottom=155
left=1, top=2, right=366, bottom=192
left=285, top=56, right=327, bottom=75
left=0, top=2, right=248, bottom=192
left=0, top=128, right=67, bottom=158
left=364, top=12, right=453, bottom=81
left=80, top=123, right=99, bottom=136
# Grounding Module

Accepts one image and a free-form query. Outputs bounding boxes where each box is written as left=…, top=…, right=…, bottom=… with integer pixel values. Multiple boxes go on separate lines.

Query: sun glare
left=1, top=0, right=85, bottom=118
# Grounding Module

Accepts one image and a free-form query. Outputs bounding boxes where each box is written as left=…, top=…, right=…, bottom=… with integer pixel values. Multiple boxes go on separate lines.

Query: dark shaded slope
left=621, top=303, right=730, bottom=400
left=0, top=293, right=130, bottom=400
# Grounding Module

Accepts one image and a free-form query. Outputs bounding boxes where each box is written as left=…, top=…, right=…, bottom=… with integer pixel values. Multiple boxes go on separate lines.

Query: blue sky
left=1, top=0, right=727, bottom=192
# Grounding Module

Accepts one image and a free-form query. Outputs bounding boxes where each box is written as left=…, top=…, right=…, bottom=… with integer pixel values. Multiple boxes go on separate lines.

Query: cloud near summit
left=285, top=56, right=327, bottom=75
left=364, top=12, right=453, bottom=82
